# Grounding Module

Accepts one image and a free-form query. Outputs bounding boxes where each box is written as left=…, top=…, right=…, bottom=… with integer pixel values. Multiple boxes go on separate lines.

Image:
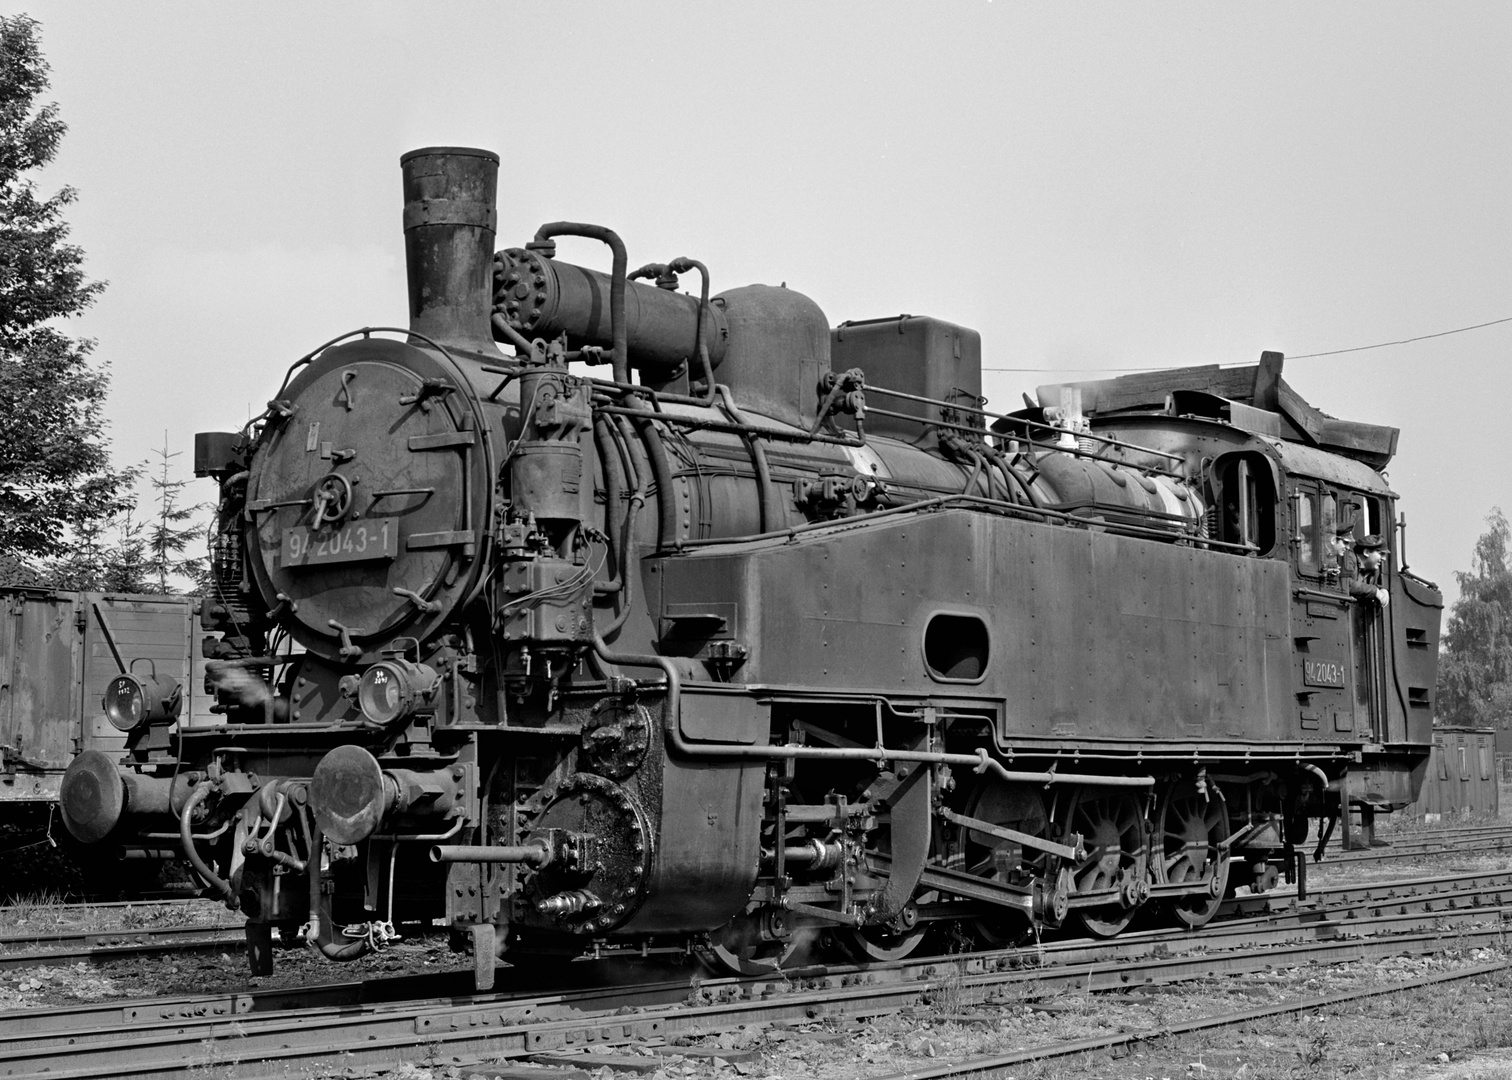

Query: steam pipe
left=533, top=223, right=627, bottom=384
left=715, top=385, right=779, bottom=533
left=594, top=417, right=624, bottom=587
left=669, top=257, right=717, bottom=407
left=982, top=443, right=1042, bottom=508
left=491, top=312, right=536, bottom=355
left=863, top=382, right=1186, bottom=464
left=179, top=784, right=236, bottom=908
left=589, top=636, right=1152, bottom=789
left=671, top=492, right=1221, bottom=553
left=961, top=447, right=985, bottom=497
left=599, top=416, right=646, bottom=639
left=634, top=417, right=679, bottom=548
left=595, top=399, right=870, bottom=444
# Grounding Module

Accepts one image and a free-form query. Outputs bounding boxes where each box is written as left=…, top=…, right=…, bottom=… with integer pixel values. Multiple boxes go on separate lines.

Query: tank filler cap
left=309, top=745, right=388, bottom=846
left=59, top=750, right=127, bottom=844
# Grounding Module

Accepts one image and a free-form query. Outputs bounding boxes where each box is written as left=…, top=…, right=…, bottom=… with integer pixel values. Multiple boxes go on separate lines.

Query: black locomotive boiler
left=57, top=147, right=1442, bottom=981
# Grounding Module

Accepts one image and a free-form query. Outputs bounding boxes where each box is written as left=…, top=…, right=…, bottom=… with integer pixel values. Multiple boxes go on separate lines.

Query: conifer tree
left=146, top=434, right=206, bottom=593
left=1437, top=509, right=1512, bottom=731
left=0, top=15, right=131, bottom=579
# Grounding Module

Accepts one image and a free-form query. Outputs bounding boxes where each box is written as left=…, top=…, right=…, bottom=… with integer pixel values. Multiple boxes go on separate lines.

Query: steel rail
left=0, top=968, right=467, bottom=1038
left=1327, top=822, right=1512, bottom=846
left=1319, top=827, right=1512, bottom=864
left=17, top=920, right=1509, bottom=1080
left=861, top=960, right=1512, bottom=1080
left=0, top=924, right=246, bottom=972
left=4, top=864, right=1503, bottom=1043
left=7, top=876, right=1512, bottom=1078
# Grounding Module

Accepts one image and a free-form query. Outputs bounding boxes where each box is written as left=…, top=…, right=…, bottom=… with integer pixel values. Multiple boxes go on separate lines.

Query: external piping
left=598, top=416, right=646, bottom=639
left=532, top=223, right=627, bottom=384
left=303, top=823, right=371, bottom=961
left=179, top=784, right=237, bottom=908
left=633, top=416, right=679, bottom=548
left=589, top=636, right=1152, bottom=789
left=715, top=385, right=778, bottom=534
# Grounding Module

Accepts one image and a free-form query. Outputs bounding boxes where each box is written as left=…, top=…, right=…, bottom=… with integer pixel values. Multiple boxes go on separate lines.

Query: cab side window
left=1214, top=453, right=1277, bottom=555
left=1296, top=491, right=1319, bottom=576
left=1293, top=485, right=1338, bottom=579
left=1358, top=494, right=1390, bottom=569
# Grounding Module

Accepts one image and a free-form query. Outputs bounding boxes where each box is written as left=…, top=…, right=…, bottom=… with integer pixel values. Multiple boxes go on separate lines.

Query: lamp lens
left=104, top=677, right=144, bottom=731
left=358, top=664, right=405, bottom=724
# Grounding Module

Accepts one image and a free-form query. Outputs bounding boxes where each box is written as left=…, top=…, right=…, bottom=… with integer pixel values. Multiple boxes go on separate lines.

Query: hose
left=303, top=823, right=371, bottom=961
left=984, top=444, right=1041, bottom=508
left=179, top=784, right=237, bottom=909
left=960, top=447, right=984, bottom=497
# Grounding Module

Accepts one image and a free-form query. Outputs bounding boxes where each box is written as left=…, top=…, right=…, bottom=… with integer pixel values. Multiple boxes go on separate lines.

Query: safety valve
left=102, top=662, right=183, bottom=732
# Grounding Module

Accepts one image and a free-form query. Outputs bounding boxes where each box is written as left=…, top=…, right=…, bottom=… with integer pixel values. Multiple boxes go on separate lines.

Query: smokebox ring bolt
left=328, top=620, right=366, bottom=661
left=392, top=587, right=442, bottom=615
left=312, top=473, right=354, bottom=524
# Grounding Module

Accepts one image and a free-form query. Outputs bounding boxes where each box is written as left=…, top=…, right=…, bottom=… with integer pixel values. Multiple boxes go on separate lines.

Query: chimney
left=400, top=146, right=499, bottom=352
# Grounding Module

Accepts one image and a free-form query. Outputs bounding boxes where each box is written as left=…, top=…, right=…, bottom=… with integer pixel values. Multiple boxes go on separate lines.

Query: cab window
left=1293, top=485, right=1336, bottom=578
left=1214, top=453, right=1276, bottom=555
left=1296, top=491, right=1319, bottom=576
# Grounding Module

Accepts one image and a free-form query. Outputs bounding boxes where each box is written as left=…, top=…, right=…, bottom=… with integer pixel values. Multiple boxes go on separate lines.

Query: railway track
left=0, top=922, right=246, bottom=972
left=1321, top=823, right=1512, bottom=864
left=860, top=960, right=1511, bottom=1080
left=0, top=824, right=1498, bottom=975
left=2, top=867, right=1509, bottom=1079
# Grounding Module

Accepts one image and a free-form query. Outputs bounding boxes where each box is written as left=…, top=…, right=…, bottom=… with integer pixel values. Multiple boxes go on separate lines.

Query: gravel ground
left=2, top=818, right=1512, bottom=1079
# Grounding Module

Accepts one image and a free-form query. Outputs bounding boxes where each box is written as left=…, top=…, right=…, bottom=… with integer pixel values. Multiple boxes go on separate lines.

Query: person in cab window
left=1353, top=534, right=1389, bottom=608
left=1327, top=520, right=1355, bottom=590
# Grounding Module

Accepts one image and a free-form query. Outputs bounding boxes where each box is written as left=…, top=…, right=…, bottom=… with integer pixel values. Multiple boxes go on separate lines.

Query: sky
left=8, top=2, right=1511, bottom=610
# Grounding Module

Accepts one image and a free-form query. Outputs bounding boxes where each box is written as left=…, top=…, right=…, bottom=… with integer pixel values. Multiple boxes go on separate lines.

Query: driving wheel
left=1065, top=787, right=1148, bottom=937
left=1154, top=781, right=1230, bottom=929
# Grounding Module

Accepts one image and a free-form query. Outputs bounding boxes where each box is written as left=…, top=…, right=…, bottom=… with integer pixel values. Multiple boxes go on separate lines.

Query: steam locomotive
left=57, top=147, right=1442, bottom=983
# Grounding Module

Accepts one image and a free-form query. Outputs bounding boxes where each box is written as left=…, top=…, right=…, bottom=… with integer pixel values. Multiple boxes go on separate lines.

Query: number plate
left=282, top=518, right=398, bottom=568
left=1303, top=659, right=1347, bottom=688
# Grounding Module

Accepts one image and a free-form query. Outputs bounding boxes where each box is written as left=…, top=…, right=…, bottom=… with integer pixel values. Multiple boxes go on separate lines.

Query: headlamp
left=102, top=671, right=182, bottom=732
left=355, top=659, right=439, bottom=725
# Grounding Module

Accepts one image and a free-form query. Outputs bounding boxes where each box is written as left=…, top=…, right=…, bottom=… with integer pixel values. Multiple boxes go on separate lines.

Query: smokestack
left=400, top=146, right=500, bottom=352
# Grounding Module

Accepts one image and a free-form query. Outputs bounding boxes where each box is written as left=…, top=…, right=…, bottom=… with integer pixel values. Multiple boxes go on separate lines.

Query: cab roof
left=1036, top=352, right=1398, bottom=471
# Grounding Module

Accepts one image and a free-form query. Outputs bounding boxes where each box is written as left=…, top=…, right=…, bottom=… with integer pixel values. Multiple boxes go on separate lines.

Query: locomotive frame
left=57, top=147, right=1440, bottom=982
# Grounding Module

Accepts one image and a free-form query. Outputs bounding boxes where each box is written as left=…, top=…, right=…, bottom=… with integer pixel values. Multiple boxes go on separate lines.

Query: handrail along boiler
left=57, top=147, right=1441, bottom=979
